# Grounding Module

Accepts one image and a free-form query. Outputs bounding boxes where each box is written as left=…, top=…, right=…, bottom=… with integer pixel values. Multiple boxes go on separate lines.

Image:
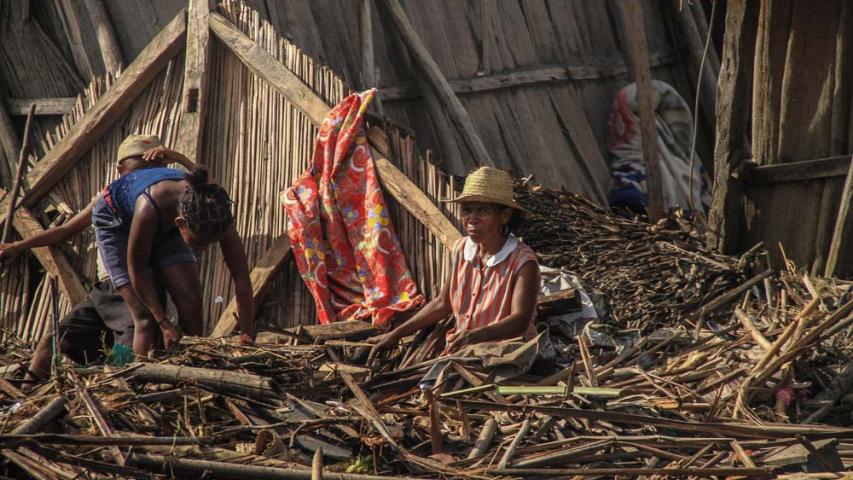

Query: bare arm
left=0, top=196, right=97, bottom=262
left=368, top=279, right=452, bottom=361
left=143, top=146, right=195, bottom=170
left=219, top=226, right=254, bottom=337
left=127, top=201, right=168, bottom=323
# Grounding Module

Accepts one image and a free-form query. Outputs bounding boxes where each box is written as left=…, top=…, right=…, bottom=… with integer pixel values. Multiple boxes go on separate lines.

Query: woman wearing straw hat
left=369, top=166, right=539, bottom=358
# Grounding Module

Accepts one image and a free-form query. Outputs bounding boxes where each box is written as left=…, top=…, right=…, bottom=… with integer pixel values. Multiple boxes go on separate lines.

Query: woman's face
left=176, top=217, right=227, bottom=251
left=460, top=201, right=511, bottom=244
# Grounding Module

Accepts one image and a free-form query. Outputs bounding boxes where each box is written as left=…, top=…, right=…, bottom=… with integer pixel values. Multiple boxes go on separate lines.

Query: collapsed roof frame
left=0, top=2, right=463, bottom=337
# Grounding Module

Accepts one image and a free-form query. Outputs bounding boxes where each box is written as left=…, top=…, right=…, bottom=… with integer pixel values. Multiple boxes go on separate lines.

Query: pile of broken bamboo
left=3, top=184, right=853, bottom=478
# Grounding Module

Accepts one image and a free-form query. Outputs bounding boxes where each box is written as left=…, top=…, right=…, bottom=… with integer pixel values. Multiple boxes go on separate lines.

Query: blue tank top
left=107, top=167, right=187, bottom=221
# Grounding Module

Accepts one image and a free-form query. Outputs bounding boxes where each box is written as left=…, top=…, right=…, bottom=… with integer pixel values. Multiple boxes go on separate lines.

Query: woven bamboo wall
left=1, top=2, right=463, bottom=339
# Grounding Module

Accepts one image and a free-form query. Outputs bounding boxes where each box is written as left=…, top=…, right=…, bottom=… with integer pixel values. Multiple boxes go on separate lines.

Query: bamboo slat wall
left=2, top=2, right=464, bottom=339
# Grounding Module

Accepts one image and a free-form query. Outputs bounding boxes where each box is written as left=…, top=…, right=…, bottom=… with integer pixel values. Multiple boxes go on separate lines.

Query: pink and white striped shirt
left=447, top=234, right=539, bottom=341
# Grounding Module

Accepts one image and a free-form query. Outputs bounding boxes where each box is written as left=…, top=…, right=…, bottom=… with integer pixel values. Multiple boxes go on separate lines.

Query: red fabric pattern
left=283, top=90, right=423, bottom=327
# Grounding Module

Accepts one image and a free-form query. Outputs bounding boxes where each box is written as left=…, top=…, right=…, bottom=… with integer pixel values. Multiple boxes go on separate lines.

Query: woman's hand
left=0, top=243, right=22, bottom=263
left=142, top=146, right=174, bottom=165
left=366, top=332, right=400, bottom=363
left=446, top=328, right=481, bottom=353
left=157, top=317, right=183, bottom=350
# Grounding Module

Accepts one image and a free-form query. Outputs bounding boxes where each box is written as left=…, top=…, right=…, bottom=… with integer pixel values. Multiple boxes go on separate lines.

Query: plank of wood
left=12, top=206, right=88, bottom=305
left=210, top=233, right=292, bottom=337
left=748, top=155, right=850, bottom=184
left=615, top=1, right=665, bottom=221
left=706, top=0, right=759, bottom=253
left=377, top=0, right=494, bottom=169
left=825, top=155, right=853, bottom=277
left=0, top=98, right=19, bottom=186
left=208, top=12, right=329, bottom=125
left=379, top=53, right=679, bottom=101
left=374, top=156, right=461, bottom=249
left=6, top=98, right=77, bottom=116
left=298, top=320, right=378, bottom=341
left=175, top=0, right=212, bottom=164
left=83, top=0, right=123, bottom=74
left=0, top=9, right=186, bottom=228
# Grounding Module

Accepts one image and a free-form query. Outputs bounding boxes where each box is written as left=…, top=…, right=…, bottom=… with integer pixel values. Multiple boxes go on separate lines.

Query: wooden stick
left=735, top=307, right=773, bottom=350
left=1, top=103, right=35, bottom=243
left=129, top=362, right=278, bottom=399
left=498, top=418, right=530, bottom=469
left=10, top=396, right=66, bottom=435
left=614, top=0, right=665, bottom=221
left=311, top=447, right=324, bottom=480
left=424, top=388, right=443, bottom=454
left=130, top=453, right=423, bottom=480
left=467, top=417, right=498, bottom=459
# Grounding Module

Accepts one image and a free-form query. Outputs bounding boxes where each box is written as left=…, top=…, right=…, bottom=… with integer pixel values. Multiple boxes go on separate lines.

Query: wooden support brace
left=208, top=12, right=462, bottom=251
left=615, top=1, right=666, bottom=221
left=176, top=0, right=212, bottom=164
left=0, top=190, right=87, bottom=306
left=6, top=98, right=77, bottom=116
left=210, top=233, right=292, bottom=337
left=0, top=9, right=187, bottom=229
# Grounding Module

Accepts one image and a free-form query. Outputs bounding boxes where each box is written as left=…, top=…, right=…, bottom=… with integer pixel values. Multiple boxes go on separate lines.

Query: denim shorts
left=92, top=194, right=196, bottom=288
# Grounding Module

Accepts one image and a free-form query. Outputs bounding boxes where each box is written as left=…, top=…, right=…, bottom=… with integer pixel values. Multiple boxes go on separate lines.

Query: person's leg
left=152, top=231, right=203, bottom=337
left=157, top=261, right=204, bottom=336
left=27, top=295, right=104, bottom=382
left=114, top=285, right=162, bottom=354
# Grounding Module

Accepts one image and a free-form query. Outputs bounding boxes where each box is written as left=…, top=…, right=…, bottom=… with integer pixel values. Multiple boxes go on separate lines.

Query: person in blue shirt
left=94, top=144, right=253, bottom=353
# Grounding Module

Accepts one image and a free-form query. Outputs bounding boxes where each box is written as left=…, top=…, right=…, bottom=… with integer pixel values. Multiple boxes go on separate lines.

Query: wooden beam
left=208, top=12, right=462, bottom=251
left=6, top=98, right=77, bottom=116
left=615, top=1, right=665, bottom=221
left=0, top=10, right=187, bottom=230
left=175, top=0, right=212, bottom=164
left=706, top=0, right=759, bottom=253
left=825, top=155, right=853, bottom=277
left=748, top=156, right=850, bottom=184
left=0, top=191, right=88, bottom=306
left=210, top=233, right=292, bottom=337
left=378, top=0, right=494, bottom=170
left=379, top=52, right=680, bottom=101
left=208, top=12, right=329, bottom=125
left=374, top=156, right=462, bottom=249
left=0, top=98, right=20, bottom=187
left=83, top=0, right=123, bottom=74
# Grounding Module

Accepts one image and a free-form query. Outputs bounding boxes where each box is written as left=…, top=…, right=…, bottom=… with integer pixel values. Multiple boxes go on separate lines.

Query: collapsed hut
left=1, top=0, right=853, bottom=478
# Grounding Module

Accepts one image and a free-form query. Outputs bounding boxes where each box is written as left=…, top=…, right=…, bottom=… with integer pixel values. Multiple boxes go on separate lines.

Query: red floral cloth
left=283, top=90, right=423, bottom=327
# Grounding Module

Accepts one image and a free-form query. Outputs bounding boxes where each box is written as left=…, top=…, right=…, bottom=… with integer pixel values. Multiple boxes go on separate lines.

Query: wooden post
left=0, top=99, right=20, bottom=187
left=176, top=0, right=212, bottom=164
left=82, top=0, right=123, bottom=74
left=377, top=0, right=494, bottom=171
left=825, top=156, right=853, bottom=277
left=2, top=103, right=36, bottom=243
left=210, top=233, right=292, bottom=337
left=706, top=0, right=759, bottom=253
left=615, top=1, right=665, bottom=222
left=0, top=10, right=187, bottom=228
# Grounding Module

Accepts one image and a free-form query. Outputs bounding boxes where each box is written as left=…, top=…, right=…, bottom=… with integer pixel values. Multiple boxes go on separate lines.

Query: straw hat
left=446, top=166, right=528, bottom=213
left=117, top=134, right=162, bottom=162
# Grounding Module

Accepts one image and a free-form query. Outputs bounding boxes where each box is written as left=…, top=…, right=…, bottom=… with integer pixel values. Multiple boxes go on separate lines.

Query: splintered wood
left=2, top=184, right=853, bottom=478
